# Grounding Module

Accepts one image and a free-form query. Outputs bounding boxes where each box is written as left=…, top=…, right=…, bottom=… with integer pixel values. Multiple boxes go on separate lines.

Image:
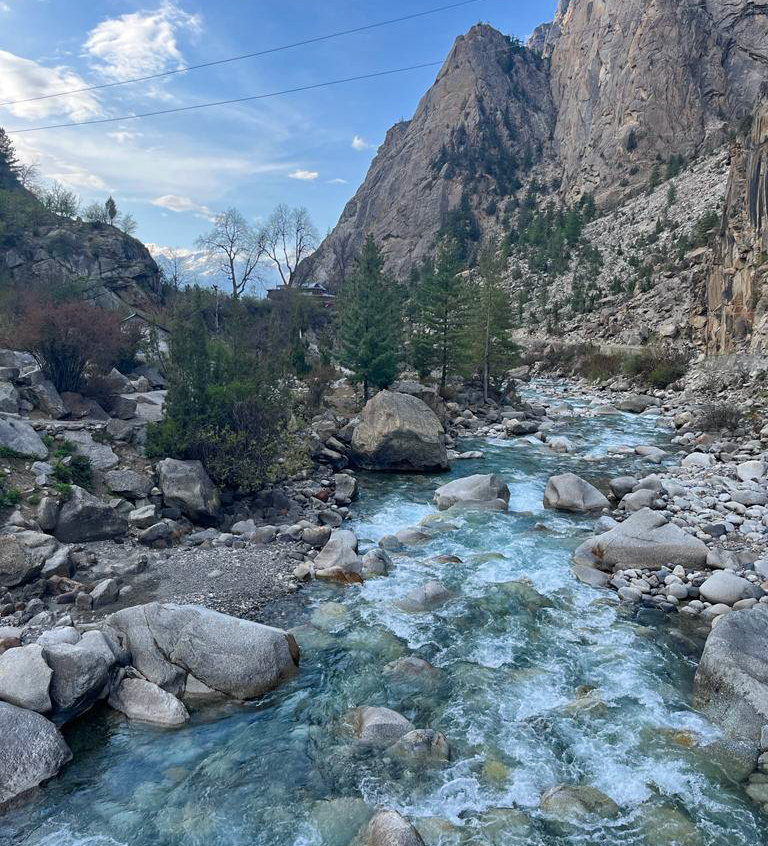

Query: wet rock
left=616, top=395, right=659, bottom=413
left=108, top=678, right=189, bottom=727
left=695, top=604, right=768, bottom=749
left=387, top=728, right=450, bottom=763
left=302, top=525, right=333, bottom=549
left=539, top=783, right=620, bottom=821
left=379, top=534, right=405, bottom=551
left=572, top=564, right=611, bottom=588
left=333, top=472, right=358, bottom=504
left=383, top=655, right=440, bottom=680
left=0, top=417, right=48, bottom=459
left=351, top=390, right=448, bottom=472
left=640, top=805, right=699, bottom=846
left=0, top=702, right=72, bottom=805
left=348, top=706, right=414, bottom=747
left=308, top=798, right=372, bottom=846
left=397, top=580, right=451, bottom=612
left=361, top=548, right=392, bottom=578
left=699, top=571, right=751, bottom=606
left=105, top=602, right=299, bottom=699
left=314, top=529, right=359, bottom=570
left=362, top=809, right=425, bottom=846
left=54, top=486, right=128, bottom=543
left=156, top=458, right=221, bottom=524
left=433, top=473, right=510, bottom=511
left=543, top=473, right=610, bottom=513
left=395, top=527, right=430, bottom=545
left=0, top=644, right=52, bottom=713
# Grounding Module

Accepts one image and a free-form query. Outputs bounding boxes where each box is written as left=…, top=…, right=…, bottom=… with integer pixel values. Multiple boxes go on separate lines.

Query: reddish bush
left=7, top=295, right=130, bottom=393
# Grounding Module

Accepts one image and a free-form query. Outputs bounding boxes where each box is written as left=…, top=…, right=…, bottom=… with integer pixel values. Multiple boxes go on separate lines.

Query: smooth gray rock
left=0, top=644, right=52, bottom=713
left=157, top=458, right=221, bottom=523
left=314, top=529, right=359, bottom=570
left=108, top=677, right=189, bottom=726
left=351, top=390, right=448, bottom=472
left=695, top=605, right=768, bottom=750
left=0, top=417, right=48, bottom=458
left=104, top=469, right=154, bottom=498
left=105, top=602, right=299, bottom=699
left=27, top=380, right=66, bottom=419
left=361, top=548, right=392, bottom=578
left=620, top=488, right=658, bottom=512
left=90, top=578, right=120, bottom=608
left=576, top=508, right=708, bottom=571
left=699, top=571, right=751, bottom=606
left=64, top=430, right=119, bottom=471
left=129, top=504, right=158, bottom=529
left=36, top=496, right=59, bottom=532
left=543, top=473, right=609, bottom=513
left=0, top=381, right=19, bottom=413
left=362, top=809, right=425, bottom=846
left=54, top=486, right=128, bottom=543
left=0, top=702, right=72, bottom=805
left=433, top=473, right=510, bottom=511
left=0, top=532, right=61, bottom=588
left=333, top=472, right=358, bottom=503
left=387, top=728, right=450, bottom=763
left=540, top=783, right=619, bottom=821
left=348, top=706, right=414, bottom=746
left=398, top=580, right=451, bottom=612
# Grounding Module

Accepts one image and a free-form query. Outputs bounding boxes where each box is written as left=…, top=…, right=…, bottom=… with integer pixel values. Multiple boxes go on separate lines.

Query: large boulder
left=0, top=533, right=58, bottom=588
left=157, top=458, right=221, bottom=523
left=362, top=810, right=425, bottom=846
left=0, top=417, right=48, bottom=459
left=314, top=529, right=362, bottom=582
left=351, top=390, right=448, bottom=472
left=434, top=474, right=510, bottom=511
left=391, top=380, right=447, bottom=422
left=347, top=706, right=414, bottom=746
left=699, top=571, right=752, bottom=606
left=64, top=430, right=119, bottom=471
left=108, top=678, right=189, bottom=727
left=105, top=602, right=299, bottom=699
left=540, top=784, right=619, bottom=821
left=0, top=644, right=52, bottom=713
left=695, top=605, right=768, bottom=749
left=104, top=469, right=154, bottom=499
left=0, top=702, right=72, bottom=805
left=27, top=380, right=66, bottom=419
left=0, top=381, right=19, bottom=414
left=574, top=508, right=708, bottom=572
left=54, top=486, right=128, bottom=543
left=543, top=473, right=609, bottom=513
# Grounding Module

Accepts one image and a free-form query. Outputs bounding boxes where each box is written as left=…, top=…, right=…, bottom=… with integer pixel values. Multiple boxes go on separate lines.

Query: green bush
left=52, top=455, right=93, bottom=490
left=624, top=347, right=689, bottom=388
left=0, top=481, right=21, bottom=508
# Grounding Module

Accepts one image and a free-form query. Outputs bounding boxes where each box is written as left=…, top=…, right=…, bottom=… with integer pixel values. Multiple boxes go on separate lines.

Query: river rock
left=398, top=581, right=451, bottom=612
left=0, top=702, right=72, bottom=805
left=105, top=602, right=299, bottom=699
left=391, top=380, right=447, bottom=422
left=314, top=529, right=360, bottom=569
left=388, top=728, right=450, bottom=763
left=681, top=452, right=715, bottom=468
left=609, top=476, right=638, bottom=499
left=543, top=473, right=609, bottom=513
left=616, top=395, right=659, bottom=413
left=737, top=460, right=766, bottom=482
left=695, top=604, right=768, bottom=750
left=620, top=488, right=658, bottom=512
left=54, top=486, right=128, bottom=543
left=362, top=809, right=425, bottom=846
left=348, top=705, right=414, bottom=746
left=0, top=417, right=48, bottom=459
left=575, top=508, right=708, bottom=571
left=699, top=571, right=751, bottom=606
left=108, top=678, right=189, bottom=727
left=361, top=548, right=392, bottom=578
left=540, top=783, right=620, bottom=821
left=433, top=474, right=510, bottom=511
left=333, top=472, right=358, bottom=503
left=0, top=644, right=52, bottom=713
left=157, top=458, right=221, bottom=523
left=350, top=390, right=448, bottom=472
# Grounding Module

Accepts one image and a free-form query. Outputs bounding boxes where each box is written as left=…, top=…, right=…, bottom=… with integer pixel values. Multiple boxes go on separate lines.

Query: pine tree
left=470, top=241, right=520, bottom=401
left=338, top=235, right=402, bottom=401
left=105, top=196, right=117, bottom=225
left=0, top=129, right=20, bottom=189
left=410, top=236, right=472, bottom=392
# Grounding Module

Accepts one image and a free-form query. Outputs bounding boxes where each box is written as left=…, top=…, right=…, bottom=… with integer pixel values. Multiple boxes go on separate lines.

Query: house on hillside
left=267, top=282, right=336, bottom=307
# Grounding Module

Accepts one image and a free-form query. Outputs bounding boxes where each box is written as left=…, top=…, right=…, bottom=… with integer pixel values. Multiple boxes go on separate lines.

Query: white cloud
left=0, top=50, right=102, bottom=120
left=151, top=194, right=213, bottom=219
left=289, top=169, right=319, bottom=181
left=328, top=178, right=348, bottom=184
left=352, top=135, right=373, bottom=151
left=0, top=4, right=11, bottom=13
left=83, top=2, right=202, bottom=82
left=107, top=129, right=144, bottom=144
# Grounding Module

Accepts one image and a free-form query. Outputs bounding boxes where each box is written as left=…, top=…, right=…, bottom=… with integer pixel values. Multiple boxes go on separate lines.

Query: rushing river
left=4, top=383, right=767, bottom=846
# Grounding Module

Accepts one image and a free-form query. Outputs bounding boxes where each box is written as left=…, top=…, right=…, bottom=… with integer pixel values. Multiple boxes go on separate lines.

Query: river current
left=4, top=383, right=767, bottom=846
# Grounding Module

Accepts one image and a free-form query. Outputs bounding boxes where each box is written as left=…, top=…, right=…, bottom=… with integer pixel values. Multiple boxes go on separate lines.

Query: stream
left=3, top=382, right=767, bottom=846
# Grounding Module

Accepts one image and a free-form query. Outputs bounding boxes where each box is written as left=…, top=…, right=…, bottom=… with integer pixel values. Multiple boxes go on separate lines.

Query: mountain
left=298, top=0, right=768, bottom=353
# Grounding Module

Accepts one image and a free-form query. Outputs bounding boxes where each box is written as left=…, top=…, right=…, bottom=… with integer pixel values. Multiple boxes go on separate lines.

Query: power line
left=0, top=0, right=488, bottom=108
left=7, top=61, right=450, bottom=134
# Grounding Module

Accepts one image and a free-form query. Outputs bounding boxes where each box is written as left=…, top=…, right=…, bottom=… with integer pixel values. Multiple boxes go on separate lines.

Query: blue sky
left=0, top=0, right=557, bottom=255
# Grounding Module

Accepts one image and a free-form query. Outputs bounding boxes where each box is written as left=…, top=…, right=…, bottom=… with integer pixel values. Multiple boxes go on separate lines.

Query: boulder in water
left=108, top=678, right=189, bottom=727
left=540, top=783, right=620, bottom=822
left=0, top=644, right=52, bottom=713
left=433, top=474, right=510, bottom=511
left=543, top=473, right=609, bottom=513
left=347, top=705, right=414, bottom=746
left=351, top=390, right=448, bottom=472
left=397, top=581, right=451, bottom=612
left=387, top=728, right=450, bottom=763
left=362, top=810, right=425, bottom=846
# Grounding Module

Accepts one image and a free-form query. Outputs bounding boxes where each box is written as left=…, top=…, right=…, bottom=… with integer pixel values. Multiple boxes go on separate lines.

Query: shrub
left=696, top=402, right=743, bottom=432
left=624, top=347, right=689, bottom=388
left=5, top=294, right=134, bottom=393
left=52, top=455, right=92, bottom=490
left=0, top=481, right=21, bottom=508
left=577, top=351, right=626, bottom=382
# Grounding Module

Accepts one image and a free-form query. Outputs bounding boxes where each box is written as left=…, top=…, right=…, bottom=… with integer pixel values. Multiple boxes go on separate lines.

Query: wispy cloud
left=351, top=135, right=373, bottom=151
left=151, top=194, right=214, bottom=219
left=83, top=2, right=202, bottom=83
left=0, top=49, right=102, bottom=120
left=107, top=129, right=144, bottom=144
left=328, top=178, right=347, bottom=184
left=289, top=169, right=319, bottom=181
left=0, top=4, right=11, bottom=13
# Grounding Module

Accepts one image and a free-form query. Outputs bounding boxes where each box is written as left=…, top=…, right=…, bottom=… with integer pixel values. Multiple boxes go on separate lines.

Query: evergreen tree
left=410, top=237, right=472, bottom=392
left=338, top=235, right=402, bottom=401
left=470, top=240, right=520, bottom=401
left=0, top=129, right=19, bottom=189
left=105, top=196, right=117, bottom=224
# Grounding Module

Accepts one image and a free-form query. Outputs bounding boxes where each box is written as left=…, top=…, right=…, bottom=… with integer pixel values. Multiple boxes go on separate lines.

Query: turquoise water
left=3, top=384, right=766, bottom=846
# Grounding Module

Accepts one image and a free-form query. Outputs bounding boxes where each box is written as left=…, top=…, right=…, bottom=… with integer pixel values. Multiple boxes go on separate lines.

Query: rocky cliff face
left=549, top=0, right=768, bottom=204
left=298, top=24, right=554, bottom=285
left=706, top=98, right=768, bottom=353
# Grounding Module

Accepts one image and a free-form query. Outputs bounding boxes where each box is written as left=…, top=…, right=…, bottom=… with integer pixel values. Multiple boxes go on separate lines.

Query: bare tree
left=196, top=208, right=264, bottom=300
left=330, top=231, right=355, bottom=290
left=34, top=181, right=80, bottom=218
left=17, top=161, right=40, bottom=190
left=261, top=204, right=318, bottom=288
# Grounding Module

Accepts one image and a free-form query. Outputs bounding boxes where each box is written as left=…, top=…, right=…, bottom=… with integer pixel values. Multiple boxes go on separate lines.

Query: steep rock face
left=549, top=0, right=768, bottom=204
left=299, top=24, right=555, bottom=285
left=706, top=98, right=768, bottom=353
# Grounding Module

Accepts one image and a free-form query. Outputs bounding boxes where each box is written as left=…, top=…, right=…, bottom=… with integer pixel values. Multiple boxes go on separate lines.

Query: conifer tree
left=410, top=236, right=472, bottom=393
left=470, top=240, right=520, bottom=402
left=0, top=128, right=20, bottom=189
left=338, top=235, right=402, bottom=401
